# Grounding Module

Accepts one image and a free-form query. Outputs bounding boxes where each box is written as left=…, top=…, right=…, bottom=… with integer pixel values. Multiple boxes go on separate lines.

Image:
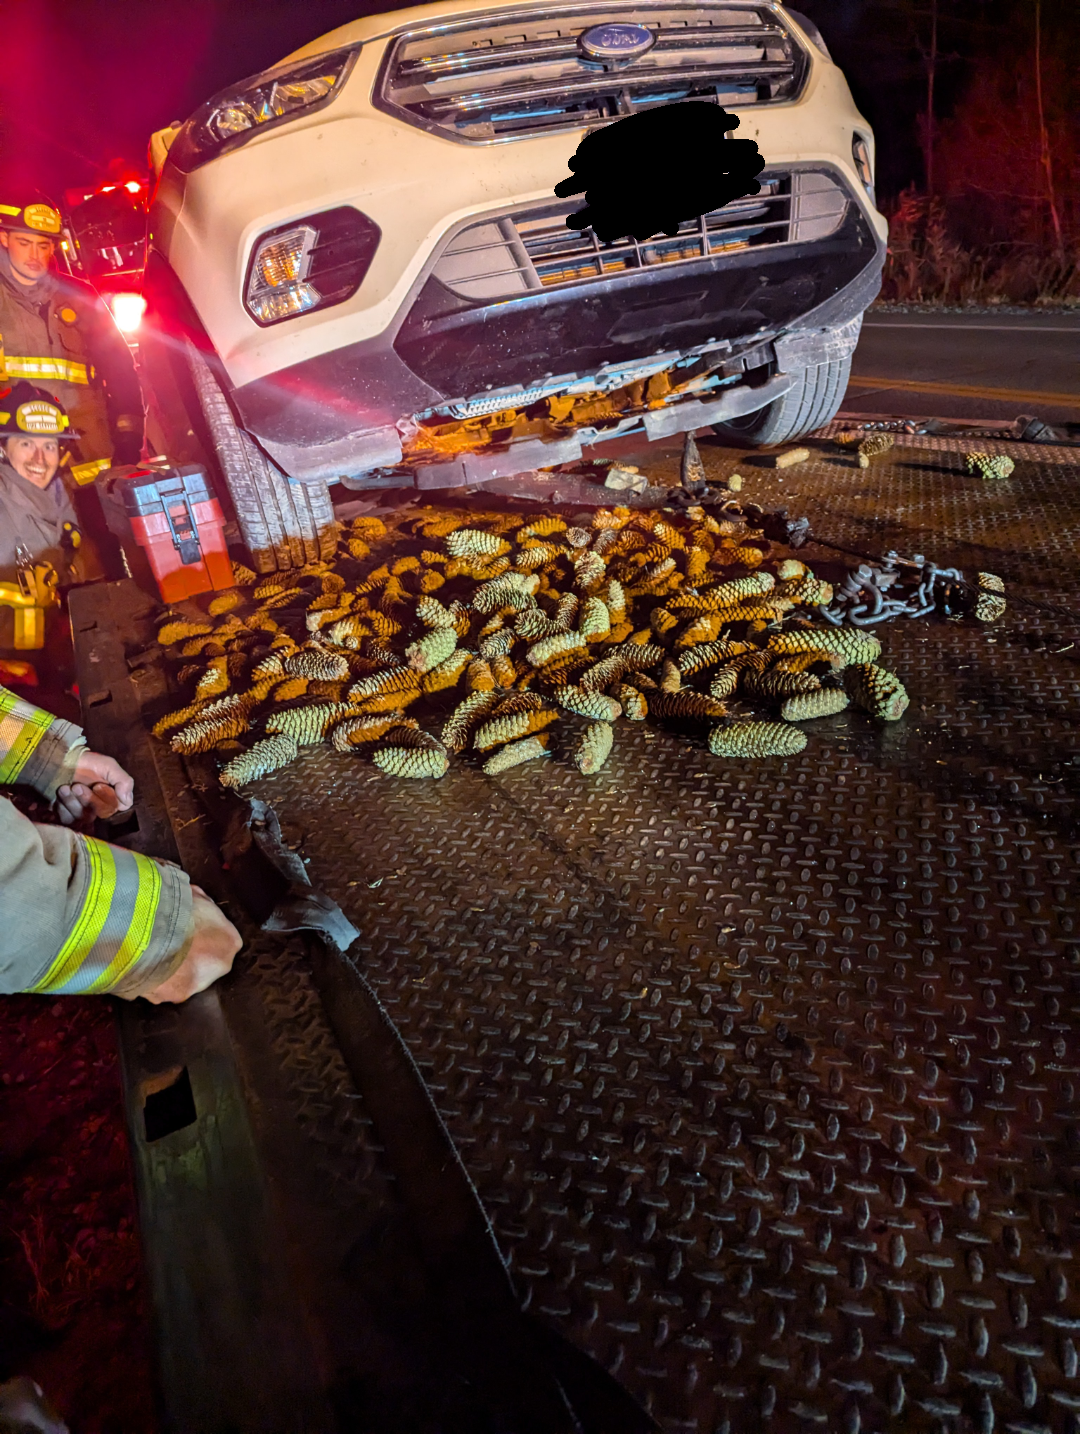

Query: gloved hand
left=0, top=1376, right=70, bottom=1433
left=110, top=431, right=143, bottom=467
left=57, top=750, right=135, bottom=825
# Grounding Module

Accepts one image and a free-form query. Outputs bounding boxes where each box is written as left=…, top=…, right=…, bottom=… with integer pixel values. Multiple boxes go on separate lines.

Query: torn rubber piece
left=240, top=797, right=360, bottom=951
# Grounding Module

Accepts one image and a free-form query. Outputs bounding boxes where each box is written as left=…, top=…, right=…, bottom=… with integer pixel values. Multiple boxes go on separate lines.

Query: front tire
left=712, top=352, right=853, bottom=446
left=185, top=343, right=337, bottom=572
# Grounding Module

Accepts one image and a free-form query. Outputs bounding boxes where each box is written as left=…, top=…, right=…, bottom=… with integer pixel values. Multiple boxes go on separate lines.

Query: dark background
left=0, top=0, right=1077, bottom=298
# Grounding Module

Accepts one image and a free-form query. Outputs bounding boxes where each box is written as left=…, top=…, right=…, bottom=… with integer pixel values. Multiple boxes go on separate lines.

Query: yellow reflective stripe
left=71, top=457, right=111, bottom=486
left=84, top=852, right=162, bottom=994
left=0, top=689, right=54, bottom=783
left=0, top=204, right=20, bottom=216
left=29, top=837, right=116, bottom=993
left=3, top=355, right=89, bottom=384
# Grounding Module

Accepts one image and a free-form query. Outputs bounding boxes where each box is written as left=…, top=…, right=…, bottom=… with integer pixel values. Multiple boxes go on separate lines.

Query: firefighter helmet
left=0, top=198, right=62, bottom=236
left=0, top=382, right=81, bottom=440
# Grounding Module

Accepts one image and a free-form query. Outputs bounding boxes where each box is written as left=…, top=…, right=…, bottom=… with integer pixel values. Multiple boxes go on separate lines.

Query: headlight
left=168, top=47, right=360, bottom=173
left=852, top=135, right=876, bottom=206
left=243, top=207, right=382, bottom=326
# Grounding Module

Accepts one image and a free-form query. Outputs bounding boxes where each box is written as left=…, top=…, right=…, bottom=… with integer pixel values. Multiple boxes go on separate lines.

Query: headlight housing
left=243, top=207, right=382, bottom=326
left=852, top=134, right=876, bottom=207
left=168, top=46, right=360, bottom=173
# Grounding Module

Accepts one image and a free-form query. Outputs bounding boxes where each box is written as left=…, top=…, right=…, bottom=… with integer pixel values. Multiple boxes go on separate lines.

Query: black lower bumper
left=221, top=205, right=882, bottom=482
left=394, top=208, right=880, bottom=399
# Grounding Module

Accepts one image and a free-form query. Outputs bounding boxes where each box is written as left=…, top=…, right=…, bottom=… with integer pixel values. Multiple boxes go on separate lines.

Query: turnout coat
left=0, top=248, right=142, bottom=471
left=0, top=686, right=193, bottom=997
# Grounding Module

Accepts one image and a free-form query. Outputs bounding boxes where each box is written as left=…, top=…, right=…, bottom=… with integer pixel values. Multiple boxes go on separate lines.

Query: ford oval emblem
left=578, top=22, right=656, bottom=63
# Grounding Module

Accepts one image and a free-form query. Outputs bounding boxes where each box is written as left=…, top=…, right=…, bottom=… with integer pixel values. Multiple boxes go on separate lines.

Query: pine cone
left=843, top=663, right=910, bottom=721
left=406, top=627, right=458, bottom=673
left=554, top=687, right=622, bottom=721
left=648, top=690, right=728, bottom=721
left=219, top=734, right=299, bottom=787
left=474, top=709, right=558, bottom=750
left=421, top=650, right=471, bottom=693
left=266, top=702, right=355, bottom=746
left=445, top=528, right=511, bottom=557
left=857, top=433, right=894, bottom=467
left=742, top=667, right=821, bottom=702
left=780, top=689, right=850, bottom=722
left=282, top=645, right=350, bottom=682
left=768, top=627, right=882, bottom=666
left=372, top=744, right=450, bottom=778
left=964, top=452, right=1015, bottom=480
left=332, top=714, right=416, bottom=750
left=482, top=735, right=549, bottom=774
left=574, top=722, right=614, bottom=774
left=708, top=722, right=808, bottom=758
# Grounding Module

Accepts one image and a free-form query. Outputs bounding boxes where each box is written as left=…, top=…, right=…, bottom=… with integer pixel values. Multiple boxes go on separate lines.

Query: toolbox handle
left=163, top=494, right=202, bottom=565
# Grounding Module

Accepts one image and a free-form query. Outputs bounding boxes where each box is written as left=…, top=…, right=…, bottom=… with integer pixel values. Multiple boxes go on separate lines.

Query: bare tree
left=1033, top=0, right=1065, bottom=261
left=899, top=0, right=962, bottom=197
left=925, top=0, right=938, bottom=194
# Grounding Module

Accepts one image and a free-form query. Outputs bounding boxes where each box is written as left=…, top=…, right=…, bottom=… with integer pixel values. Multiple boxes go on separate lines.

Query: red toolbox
left=119, top=465, right=233, bottom=602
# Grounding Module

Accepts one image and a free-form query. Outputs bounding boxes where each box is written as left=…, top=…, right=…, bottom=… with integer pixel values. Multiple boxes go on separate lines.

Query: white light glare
left=109, top=292, right=147, bottom=334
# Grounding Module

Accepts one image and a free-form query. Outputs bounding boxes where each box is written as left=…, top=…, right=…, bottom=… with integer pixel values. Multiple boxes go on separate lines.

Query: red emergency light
left=106, top=292, right=147, bottom=334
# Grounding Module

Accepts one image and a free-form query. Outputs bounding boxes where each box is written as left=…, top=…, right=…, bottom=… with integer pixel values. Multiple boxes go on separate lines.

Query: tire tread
left=712, top=348, right=854, bottom=447
left=186, top=342, right=336, bottom=572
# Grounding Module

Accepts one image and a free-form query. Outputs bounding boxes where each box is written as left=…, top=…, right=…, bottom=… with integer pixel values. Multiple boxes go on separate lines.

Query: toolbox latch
left=163, top=494, right=202, bottom=565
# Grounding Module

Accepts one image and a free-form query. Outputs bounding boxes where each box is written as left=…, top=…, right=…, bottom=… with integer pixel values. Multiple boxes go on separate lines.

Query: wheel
left=185, top=342, right=337, bottom=573
left=712, top=351, right=852, bottom=446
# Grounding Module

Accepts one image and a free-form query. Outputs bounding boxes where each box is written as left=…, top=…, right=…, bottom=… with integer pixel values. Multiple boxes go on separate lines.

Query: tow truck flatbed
left=70, top=431, right=1080, bottom=1433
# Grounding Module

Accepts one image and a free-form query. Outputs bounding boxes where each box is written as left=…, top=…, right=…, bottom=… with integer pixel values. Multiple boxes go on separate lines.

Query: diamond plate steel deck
left=814, top=418, right=1079, bottom=466
left=244, top=446, right=1080, bottom=1434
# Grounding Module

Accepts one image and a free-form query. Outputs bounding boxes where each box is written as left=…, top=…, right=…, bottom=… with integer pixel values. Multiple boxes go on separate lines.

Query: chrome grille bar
left=377, top=3, right=809, bottom=142
left=422, top=61, right=796, bottom=122
left=398, top=25, right=787, bottom=82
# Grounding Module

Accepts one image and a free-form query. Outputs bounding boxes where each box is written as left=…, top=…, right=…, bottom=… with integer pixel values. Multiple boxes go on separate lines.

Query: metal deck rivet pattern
left=248, top=451, right=1080, bottom=1432
left=814, top=423, right=1080, bottom=466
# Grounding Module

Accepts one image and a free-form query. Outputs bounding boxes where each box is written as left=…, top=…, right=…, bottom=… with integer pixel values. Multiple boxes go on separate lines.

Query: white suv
left=144, top=0, right=885, bottom=570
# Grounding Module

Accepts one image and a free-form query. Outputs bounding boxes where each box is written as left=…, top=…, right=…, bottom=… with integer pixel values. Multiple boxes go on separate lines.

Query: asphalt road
left=844, top=309, right=1080, bottom=424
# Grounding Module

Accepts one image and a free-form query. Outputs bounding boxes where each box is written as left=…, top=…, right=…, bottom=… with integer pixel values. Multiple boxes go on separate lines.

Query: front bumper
left=227, top=187, right=883, bottom=483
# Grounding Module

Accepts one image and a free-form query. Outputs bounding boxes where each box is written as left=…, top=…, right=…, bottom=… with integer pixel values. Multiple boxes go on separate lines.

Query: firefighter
left=0, top=195, right=143, bottom=483
left=0, top=383, right=102, bottom=687
left=0, top=682, right=241, bottom=1001
left=0, top=382, right=86, bottom=580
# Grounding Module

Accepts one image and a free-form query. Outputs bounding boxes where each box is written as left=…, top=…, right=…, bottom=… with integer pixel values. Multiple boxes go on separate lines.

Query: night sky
left=0, top=0, right=1073, bottom=216
left=0, top=0, right=386, bottom=196
left=0, top=0, right=916, bottom=201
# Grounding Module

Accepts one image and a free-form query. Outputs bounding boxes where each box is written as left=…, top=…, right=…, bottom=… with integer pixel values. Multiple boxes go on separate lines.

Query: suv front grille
left=376, top=3, right=809, bottom=142
left=432, top=170, right=847, bottom=300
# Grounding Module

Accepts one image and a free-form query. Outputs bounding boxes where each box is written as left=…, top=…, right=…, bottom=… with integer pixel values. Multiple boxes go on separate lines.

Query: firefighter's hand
left=142, top=886, right=242, bottom=1004
left=57, top=751, right=135, bottom=825
left=0, top=1376, right=69, bottom=1433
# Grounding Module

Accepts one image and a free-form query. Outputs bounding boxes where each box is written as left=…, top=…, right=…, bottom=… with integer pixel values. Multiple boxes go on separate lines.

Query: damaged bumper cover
left=232, top=195, right=882, bottom=487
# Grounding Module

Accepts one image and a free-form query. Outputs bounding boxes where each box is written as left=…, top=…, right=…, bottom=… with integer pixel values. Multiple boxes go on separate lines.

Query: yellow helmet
left=0, top=198, right=62, bottom=236
left=0, top=382, right=81, bottom=440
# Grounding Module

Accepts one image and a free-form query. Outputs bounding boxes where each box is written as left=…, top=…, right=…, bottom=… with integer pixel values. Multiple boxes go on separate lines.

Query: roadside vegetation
left=799, top=0, right=1080, bottom=308
left=879, top=190, right=1080, bottom=307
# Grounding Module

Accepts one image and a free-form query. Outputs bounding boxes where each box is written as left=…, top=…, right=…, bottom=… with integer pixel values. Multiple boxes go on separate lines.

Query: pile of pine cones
left=152, top=503, right=921, bottom=787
